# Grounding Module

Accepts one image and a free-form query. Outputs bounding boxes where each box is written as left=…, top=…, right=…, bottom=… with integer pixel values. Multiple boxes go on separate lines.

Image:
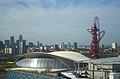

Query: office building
left=10, top=36, right=15, bottom=55
left=23, top=40, right=27, bottom=54
left=54, top=44, right=60, bottom=51
left=112, top=42, right=117, bottom=53
left=4, top=48, right=12, bottom=54
left=61, top=42, right=65, bottom=50
left=4, top=40, right=12, bottom=55
left=19, top=41, right=23, bottom=54
left=0, top=41, right=5, bottom=55
left=68, top=42, right=71, bottom=49
left=15, top=40, right=19, bottom=55
left=18, top=35, right=23, bottom=54
left=112, top=42, right=117, bottom=49
left=37, top=41, right=40, bottom=48
left=18, top=35, right=26, bottom=54
left=5, top=40, right=10, bottom=48
left=19, top=35, right=23, bottom=42
left=28, top=42, right=34, bottom=48
left=74, top=42, right=78, bottom=50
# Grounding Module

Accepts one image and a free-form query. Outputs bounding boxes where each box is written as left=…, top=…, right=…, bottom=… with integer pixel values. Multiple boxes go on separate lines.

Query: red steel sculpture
left=87, top=16, right=105, bottom=59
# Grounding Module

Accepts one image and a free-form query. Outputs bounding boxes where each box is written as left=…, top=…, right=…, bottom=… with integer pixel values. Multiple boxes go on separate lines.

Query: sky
left=0, top=0, right=120, bottom=45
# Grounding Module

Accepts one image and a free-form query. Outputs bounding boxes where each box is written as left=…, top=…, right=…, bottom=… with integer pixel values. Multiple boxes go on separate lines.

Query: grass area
left=0, top=62, right=17, bottom=72
left=0, top=68, right=6, bottom=72
left=0, top=62, right=16, bottom=66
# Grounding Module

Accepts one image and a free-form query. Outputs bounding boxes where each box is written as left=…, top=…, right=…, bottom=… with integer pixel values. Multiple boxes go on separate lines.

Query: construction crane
left=87, top=16, right=105, bottom=59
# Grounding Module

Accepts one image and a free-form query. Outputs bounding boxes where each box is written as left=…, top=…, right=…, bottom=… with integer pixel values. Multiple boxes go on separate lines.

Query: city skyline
left=2, top=34, right=120, bottom=46
left=0, top=0, right=120, bottom=45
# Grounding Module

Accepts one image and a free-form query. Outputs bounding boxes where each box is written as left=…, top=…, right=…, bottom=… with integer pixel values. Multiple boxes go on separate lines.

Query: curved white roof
left=49, top=51, right=91, bottom=62
left=16, top=51, right=91, bottom=62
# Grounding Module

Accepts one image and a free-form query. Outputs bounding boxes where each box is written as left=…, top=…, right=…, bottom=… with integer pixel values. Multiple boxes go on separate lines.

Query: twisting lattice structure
left=87, top=16, right=105, bottom=59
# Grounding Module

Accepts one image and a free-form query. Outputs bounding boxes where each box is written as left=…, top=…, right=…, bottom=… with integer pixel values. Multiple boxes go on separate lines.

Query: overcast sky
left=0, top=0, right=120, bottom=45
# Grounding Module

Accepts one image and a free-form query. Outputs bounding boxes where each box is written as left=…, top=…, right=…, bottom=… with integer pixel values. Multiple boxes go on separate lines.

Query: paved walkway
left=0, top=72, right=6, bottom=79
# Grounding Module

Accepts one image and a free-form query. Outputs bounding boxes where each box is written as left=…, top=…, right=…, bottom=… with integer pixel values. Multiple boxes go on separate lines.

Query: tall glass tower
left=74, top=42, right=77, bottom=50
left=19, top=35, right=23, bottom=54
left=19, top=35, right=23, bottom=42
left=5, top=40, right=10, bottom=48
left=10, top=36, right=15, bottom=55
left=18, top=35, right=26, bottom=54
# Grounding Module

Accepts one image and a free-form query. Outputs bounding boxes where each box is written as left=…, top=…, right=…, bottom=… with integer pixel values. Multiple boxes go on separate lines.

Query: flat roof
left=92, top=57, right=120, bottom=64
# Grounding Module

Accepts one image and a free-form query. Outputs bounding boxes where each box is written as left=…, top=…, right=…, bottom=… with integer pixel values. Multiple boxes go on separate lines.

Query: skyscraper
left=10, top=36, right=14, bottom=48
left=4, top=40, right=12, bottom=55
left=19, top=35, right=23, bottom=42
left=37, top=41, right=40, bottom=48
left=23, top=40, right=27, bottom=54
left=28, top=42, right=34, bottom=48
left=19, top=35, right=23, bottom=54
left=10, top=36, right=15, bottom=55
left=5, top=40, right=10, bottom=48
left=0, top=40, right=5, bottom=55
left=74, top=42, right=78, bottom=50
left=68, top=42, right=71, bottom=49
left=19, top=41, right=23, bottom=54
left=0, top=41, right=5, bottom=50
left=15, top=40, right=19, bottom=55
left=62, top=42, right=65, bottom=50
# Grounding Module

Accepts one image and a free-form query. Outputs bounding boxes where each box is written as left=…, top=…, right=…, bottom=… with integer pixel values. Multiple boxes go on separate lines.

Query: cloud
left=0, top=0, right=120, bottom=44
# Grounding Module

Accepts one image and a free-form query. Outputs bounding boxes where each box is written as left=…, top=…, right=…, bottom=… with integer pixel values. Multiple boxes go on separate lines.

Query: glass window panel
left=45, top=58, right=47, bottom=68
left=55, top=59, right=57, bottom=68
left=41, top=58, right=43, bottom=68
left=57, top=59, right=59, bottom=68
left=16, top=58, right=66, bottom=69
left=51, top=59, right=54, bottom=68
left=38, top=59, right=41, bottom=67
